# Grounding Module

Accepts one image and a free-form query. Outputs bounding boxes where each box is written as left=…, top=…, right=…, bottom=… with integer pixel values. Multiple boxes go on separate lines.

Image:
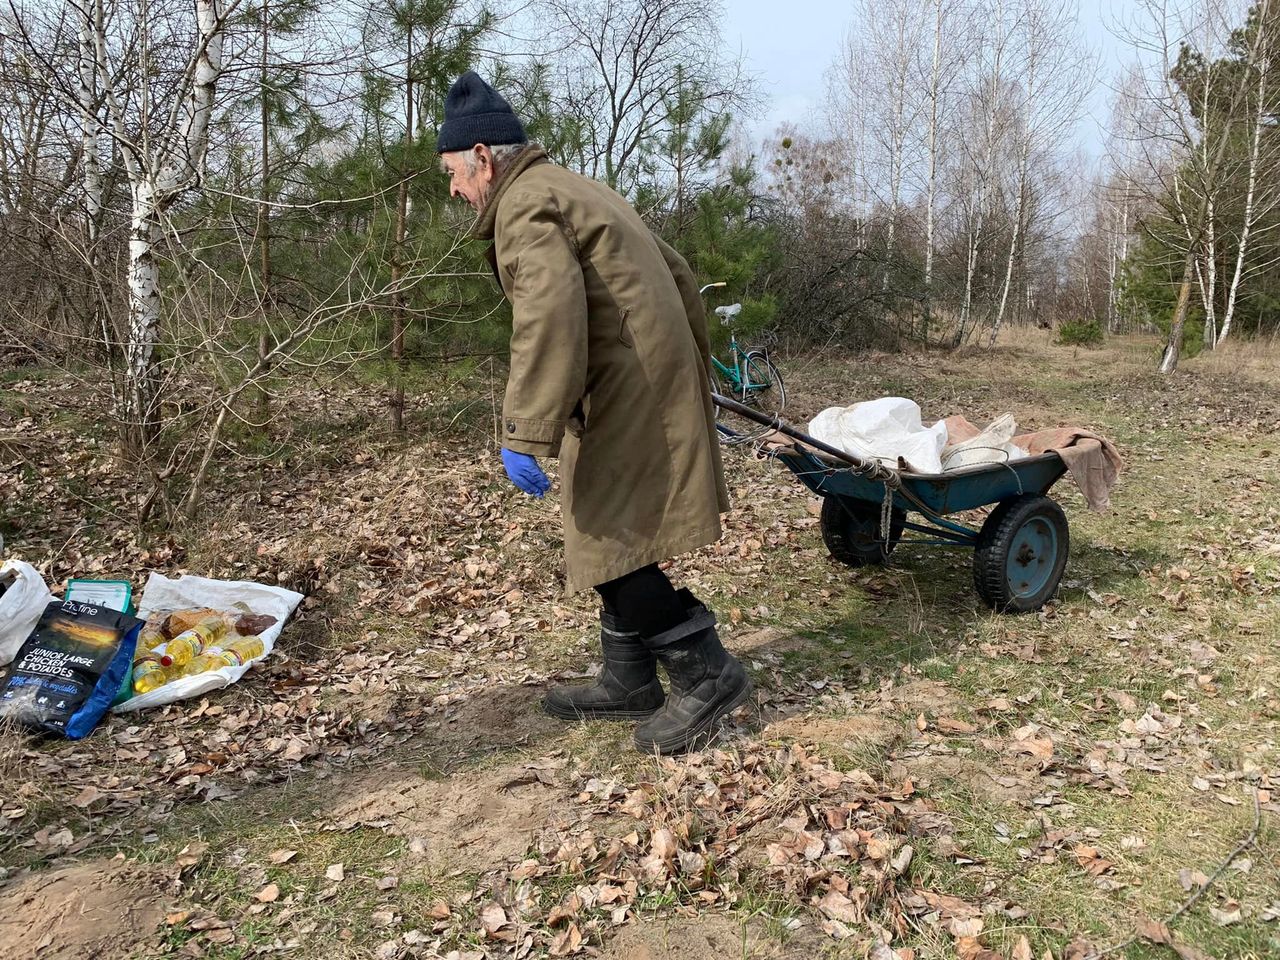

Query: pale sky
left=720, top=0, right=1133, bottom=162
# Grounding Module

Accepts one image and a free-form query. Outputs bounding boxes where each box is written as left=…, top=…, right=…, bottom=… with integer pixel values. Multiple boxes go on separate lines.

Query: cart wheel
left=820, top=497, right=906, bottom=567
left=973, top=494, right=1069, bottom=612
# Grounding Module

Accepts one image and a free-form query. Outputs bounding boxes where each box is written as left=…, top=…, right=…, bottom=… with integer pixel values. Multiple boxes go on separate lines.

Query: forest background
left=2, top=0, right=1279, bottom=496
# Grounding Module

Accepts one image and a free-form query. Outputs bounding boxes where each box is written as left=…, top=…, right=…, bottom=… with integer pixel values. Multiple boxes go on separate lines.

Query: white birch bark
left=73, top=0, right=226, bottom=452
left=989, top=142, right=1028, bottom=345
left=883, top=6, right=920, bottom=294
left=923, top=0, right=945, bottom=339
left=76, top=16, right=103, bottom=252
left=76, top=7, right=109, bottom=353
left=1106, top=196, right=1119, bottom=332
left=1201, top=200, right=1217, bottom=347
left=1111, top=178, right=1131, bottom=332
left=1221, top=11, right=1272, bottom=344
left=956, top=0, right=1011, bottom=347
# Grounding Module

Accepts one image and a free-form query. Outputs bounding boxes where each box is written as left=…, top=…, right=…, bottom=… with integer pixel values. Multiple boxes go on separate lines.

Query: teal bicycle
left=700, top=283, right=785, bottom=420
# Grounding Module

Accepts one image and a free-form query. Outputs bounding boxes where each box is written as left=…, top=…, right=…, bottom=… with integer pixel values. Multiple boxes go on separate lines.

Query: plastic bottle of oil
left=136, top=621, right=165, bottom=658
left=160, top=617, right=228, bottom=668
left=178, top=636, right=265, bottom=677
left=223, top=635, right=265, bottom=663
left=132, top=655, right=171, bottom=695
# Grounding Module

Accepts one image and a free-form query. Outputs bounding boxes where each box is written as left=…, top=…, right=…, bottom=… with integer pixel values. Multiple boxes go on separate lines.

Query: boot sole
left=541, top=698, right=663, bottom=721
left=633, top=676, right=754, bottom=755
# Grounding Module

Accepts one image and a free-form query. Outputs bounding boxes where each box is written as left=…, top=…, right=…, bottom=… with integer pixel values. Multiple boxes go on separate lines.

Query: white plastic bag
left=809, top=397, right=949, bottom=474
left=942, top=413, right=1029, bottom=471
left=0, top=559, right=54, bottom=666
left=113, top=573, right=303, bottom=712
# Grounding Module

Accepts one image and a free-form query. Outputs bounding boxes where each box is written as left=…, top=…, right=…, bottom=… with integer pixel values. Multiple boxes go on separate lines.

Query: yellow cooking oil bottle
left=132, top=655, right=171, bottom=694
left=160, top=616, right=229, bottom=668
left=177, top=636, right=266, bottom=677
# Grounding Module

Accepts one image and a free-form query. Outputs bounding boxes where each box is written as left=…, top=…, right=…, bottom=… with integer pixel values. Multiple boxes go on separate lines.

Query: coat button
left=506, top=420, right=516, bottom=433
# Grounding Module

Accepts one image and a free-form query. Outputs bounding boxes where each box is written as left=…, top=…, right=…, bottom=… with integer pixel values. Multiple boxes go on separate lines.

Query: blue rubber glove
left=501, top=448, right=551, bottom=498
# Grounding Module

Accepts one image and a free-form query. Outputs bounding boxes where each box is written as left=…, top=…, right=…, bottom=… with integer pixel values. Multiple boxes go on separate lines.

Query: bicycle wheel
left=708, top=371, right=731, bottom=421
left=740, top=351, right=786, bottom=413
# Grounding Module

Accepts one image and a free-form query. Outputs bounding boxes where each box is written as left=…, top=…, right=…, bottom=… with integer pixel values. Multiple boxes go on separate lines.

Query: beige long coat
left=473, top=146, right=729, bottom=594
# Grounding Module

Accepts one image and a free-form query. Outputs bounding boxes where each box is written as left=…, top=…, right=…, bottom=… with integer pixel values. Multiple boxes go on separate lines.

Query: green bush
left=1056, top=319, right=1104, bottom=347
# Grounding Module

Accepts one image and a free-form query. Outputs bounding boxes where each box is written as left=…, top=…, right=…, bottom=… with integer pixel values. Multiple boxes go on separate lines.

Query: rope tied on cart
left=711, top=391, right=934, bottom=524
left=709, top=391, right=1077, bottom=614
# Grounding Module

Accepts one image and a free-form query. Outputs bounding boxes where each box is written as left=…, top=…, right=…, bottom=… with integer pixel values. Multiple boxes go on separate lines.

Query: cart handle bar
left=710, top=392, right=901, bottom=484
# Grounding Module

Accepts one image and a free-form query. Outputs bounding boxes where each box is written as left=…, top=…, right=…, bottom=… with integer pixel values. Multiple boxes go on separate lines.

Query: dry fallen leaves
left=478, top=901, right=514, bottom=942
left=1136, top=918, right=1211, bottom=960
left=427, top=901, right=452, bottom=920
left=1208, top=901, right=1243, bottom=926
left=1008, top=724, right=1055, bottom=762
left=650, top=827, right=677, bottom=862
left=937, top=716, right=980, bottom=734
left=1073, top=844, right=1116, bottom=877
left=70, top=786, right=103, bottom=809
left=1178, top=868, right=1210, bottom=892
left=548, top=921, right=584, bottom=956
left=175, top=841, right=210, bottom=869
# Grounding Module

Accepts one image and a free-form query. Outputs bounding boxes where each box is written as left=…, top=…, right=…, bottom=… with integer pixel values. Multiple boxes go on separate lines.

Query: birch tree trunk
left=923, top=0, right=944, bottom=342
left=954, top=0, right=1006, bottom=348
left=989, top=151, right=1027, bottom=346
left=1221, top=15, right=1272, bottom=344
left=883, top=7, right=916, bottom=296
left=1201, top=197, right=1218, bottom=347
left=1160, top=251, right=1196, bottom=374
left=1107, top=179, right=1131, bottom=333
left=256, top=0, right=273, bottom=421
left=1147, top=0, right=1268, bottom=373
left=389, top=26, right=412, bottom=433
left=1106, top=199, right=1119, bottom=333
left=123, top=199, right=162, bottom=453
left=76, top=11, right=109, bottom=353
left=112, top=0, right=225, bottom=455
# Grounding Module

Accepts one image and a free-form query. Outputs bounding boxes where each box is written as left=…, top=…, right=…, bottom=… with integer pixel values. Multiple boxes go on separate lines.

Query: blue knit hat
left=436, top=71, right=528, bottom=153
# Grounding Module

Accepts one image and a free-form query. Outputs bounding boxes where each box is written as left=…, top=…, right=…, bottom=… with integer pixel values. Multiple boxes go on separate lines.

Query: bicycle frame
left=710, top=333, right=746, bottom=386
left=704, top=287, right=776, bottom=397
left=711, top=333, right=770, bottom=392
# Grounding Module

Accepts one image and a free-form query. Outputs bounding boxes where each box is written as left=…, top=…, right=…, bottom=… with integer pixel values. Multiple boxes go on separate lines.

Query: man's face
left=441, top=145, right=496, bottom=212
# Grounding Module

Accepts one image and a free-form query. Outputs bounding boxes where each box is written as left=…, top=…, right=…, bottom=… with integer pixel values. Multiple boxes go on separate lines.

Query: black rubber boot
left=633, top=592, right=752, bottom=755
left=542, top=611, right=666, bottom=720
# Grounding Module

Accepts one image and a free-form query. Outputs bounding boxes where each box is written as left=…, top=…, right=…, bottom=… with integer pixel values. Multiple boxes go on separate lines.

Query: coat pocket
left=618, top=307, right=634, bottom=348
left=567, top=398, right=586, bottom=438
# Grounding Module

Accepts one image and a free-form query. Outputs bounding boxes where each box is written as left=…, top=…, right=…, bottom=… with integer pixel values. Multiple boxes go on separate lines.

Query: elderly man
left=436, top=71, right=750, bottom=754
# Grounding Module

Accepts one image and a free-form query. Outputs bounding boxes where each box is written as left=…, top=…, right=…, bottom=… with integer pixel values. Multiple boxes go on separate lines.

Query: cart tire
left=820, top=497, right=906, bottom=567
left=973, top=494, right=1069, bottom=612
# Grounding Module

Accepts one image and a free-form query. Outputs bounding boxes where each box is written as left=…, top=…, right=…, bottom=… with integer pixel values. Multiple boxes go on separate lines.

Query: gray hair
left=471, top=142, right=526, bottom=174
left=440, top=142, right=527, bottom=176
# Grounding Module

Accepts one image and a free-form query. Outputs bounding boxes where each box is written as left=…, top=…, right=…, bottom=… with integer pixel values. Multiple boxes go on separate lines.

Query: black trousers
left=594, top=563, right=688, bottom=637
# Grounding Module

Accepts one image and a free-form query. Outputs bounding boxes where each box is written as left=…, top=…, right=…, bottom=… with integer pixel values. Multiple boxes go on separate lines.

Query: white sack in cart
left=0, top=559, right=54, bottom=666
left=941, top=413, right=1028, bottom=471
left=114, top=573, right=303, bottom=712
left=809, top=397, right=949, bottom=474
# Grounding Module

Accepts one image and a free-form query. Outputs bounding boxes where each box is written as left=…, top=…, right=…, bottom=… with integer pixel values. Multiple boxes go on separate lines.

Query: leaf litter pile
left=3, top=342, right=1280, bottom=959
left=355, top=743, right=959, bottom=960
